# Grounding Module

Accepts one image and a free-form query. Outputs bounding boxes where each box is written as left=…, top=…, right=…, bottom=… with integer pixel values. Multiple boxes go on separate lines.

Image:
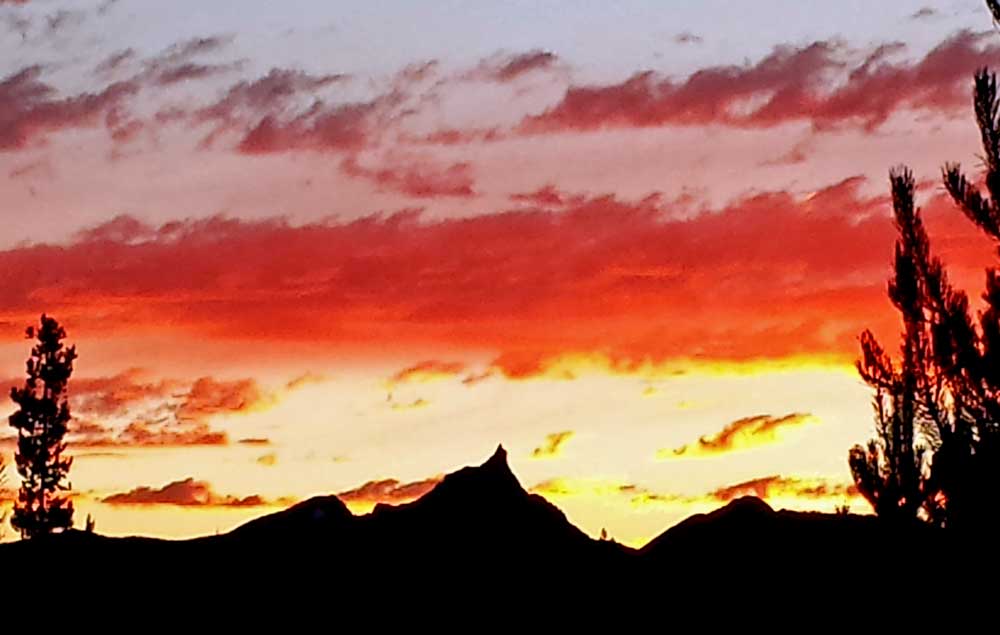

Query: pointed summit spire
left=486, top=443, right=508, bottom=467
left=476, top=443, right=518, bottom=486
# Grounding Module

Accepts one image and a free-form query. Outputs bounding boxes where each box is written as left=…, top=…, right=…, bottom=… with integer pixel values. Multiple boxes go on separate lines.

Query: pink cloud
left=340, top=154, right=476, bottom=198
left=519, top=31, right=1000, bottom=134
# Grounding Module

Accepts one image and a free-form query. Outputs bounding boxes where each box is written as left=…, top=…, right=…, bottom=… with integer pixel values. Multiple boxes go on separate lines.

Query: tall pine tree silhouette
left=9, top=315, right=77, bottom=538
left=934, top=67, right=1000, bottom=529
left=849, top=169, right=939, bottom=524
left=849, top=0, right=1000, bottom=529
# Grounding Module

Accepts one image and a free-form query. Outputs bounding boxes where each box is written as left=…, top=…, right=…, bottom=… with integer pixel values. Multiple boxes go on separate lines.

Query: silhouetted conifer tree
left=934, top=67, right=1000, bottom=529
left=9, top=315, right=76, bottom=538
left=852, top=22, right=1000, bottom=527
left=850, top=169, right=941, bottom=524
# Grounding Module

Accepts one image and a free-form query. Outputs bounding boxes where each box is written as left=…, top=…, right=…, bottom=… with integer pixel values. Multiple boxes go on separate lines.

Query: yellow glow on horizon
left=495, top=351, right=856, bottom=383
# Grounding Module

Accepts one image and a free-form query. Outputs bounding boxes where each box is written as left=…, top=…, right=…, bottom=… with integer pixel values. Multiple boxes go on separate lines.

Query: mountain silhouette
left=0, top=445, right=966, bottom=596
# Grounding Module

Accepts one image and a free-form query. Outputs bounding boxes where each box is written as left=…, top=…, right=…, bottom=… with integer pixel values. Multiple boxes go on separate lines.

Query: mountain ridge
left=0, top=444, right=962, bottom=594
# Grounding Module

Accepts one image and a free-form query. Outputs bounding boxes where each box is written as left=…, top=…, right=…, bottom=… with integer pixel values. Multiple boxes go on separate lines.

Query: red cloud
left=200, top=69, right=348, bottom=116
left=509, top=185, right=587, bottom=208
left=341, top=154, right=476, bottom=198
left=0, top=66, right=138, bottom=149
left=0, top=176, right=992, bottom=372
left=519, top=30, right=1000, bottom=134
left=406, top=127, right=504, bottom=146
left=101, top=478, right=271, bottom=507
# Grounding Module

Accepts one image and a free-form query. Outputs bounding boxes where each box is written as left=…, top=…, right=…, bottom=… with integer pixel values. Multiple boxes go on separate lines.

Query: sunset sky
left=2, top=0, right=1000, bottom=546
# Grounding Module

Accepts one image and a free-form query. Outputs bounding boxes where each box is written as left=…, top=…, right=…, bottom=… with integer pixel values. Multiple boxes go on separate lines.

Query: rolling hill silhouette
left=0, top=445, right=961, bottom=595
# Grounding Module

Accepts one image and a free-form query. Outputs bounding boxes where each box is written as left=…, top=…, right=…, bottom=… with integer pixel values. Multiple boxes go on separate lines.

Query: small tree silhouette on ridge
left=9, top=315, right=77, bottom=538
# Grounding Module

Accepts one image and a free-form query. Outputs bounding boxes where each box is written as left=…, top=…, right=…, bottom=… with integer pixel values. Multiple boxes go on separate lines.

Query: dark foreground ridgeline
left=0, top=446, right=971, bottom=597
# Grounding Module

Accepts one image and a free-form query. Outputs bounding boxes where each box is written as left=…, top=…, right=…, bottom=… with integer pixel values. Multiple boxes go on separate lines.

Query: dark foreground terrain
left=0, top=446, right=975, bottom=600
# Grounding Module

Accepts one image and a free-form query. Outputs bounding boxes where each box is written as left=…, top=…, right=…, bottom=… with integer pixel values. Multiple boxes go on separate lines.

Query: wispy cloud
left=390, top=360, right=467, bottom=385
left=660, top=413, right=817, bottom=458
left=532, top=474, right=860, bottom=508
left=674, top=32, right=703, bottom=45
left=531, top=431, right=574, bottom=459
left=2, top=369, right=283, bottom=448
left=518, top=31, right=1000, bottom=134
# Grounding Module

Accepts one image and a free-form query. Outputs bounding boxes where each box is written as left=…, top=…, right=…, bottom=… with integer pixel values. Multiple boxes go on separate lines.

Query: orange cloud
left=706, top=475, right=857, bottom=503
left=660, top=413, right=817, bottom=458
left=111, top=420, right=228, bottom=447
left=177, top=377, right=275, bottom=421
left=461, top=370, right=495, bottom=386
left=69, top=368, right=180, bottom=416
left=1, top=371, right=280, bottom=448
left=256, top=453, right=277, bottom=467
left=337, top=476, right=442, bottom=511
left=285, top=372, right=327, bottom=391
left=101, top=478, right=279, bottom=507
left=390, top=360, right=466, bottom=385
left=531, top=431, right=575, bottom=459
